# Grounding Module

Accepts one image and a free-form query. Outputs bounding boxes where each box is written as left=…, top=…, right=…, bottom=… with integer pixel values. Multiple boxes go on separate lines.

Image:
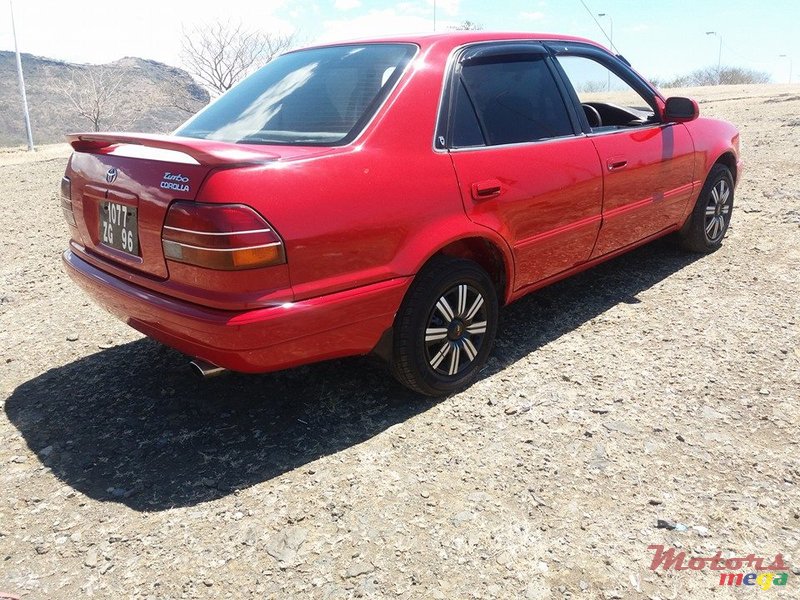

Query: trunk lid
left=65, top=133, right=281, bottom=279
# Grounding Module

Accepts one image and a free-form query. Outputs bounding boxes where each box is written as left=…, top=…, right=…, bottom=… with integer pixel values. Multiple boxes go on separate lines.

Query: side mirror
left=664, top=97, right=699, bottom=123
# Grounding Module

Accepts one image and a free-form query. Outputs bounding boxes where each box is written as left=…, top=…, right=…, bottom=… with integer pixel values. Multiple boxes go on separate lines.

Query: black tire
left=677, top=164, right=734, bottom=253
left=391, top=256, right=499, bottom=397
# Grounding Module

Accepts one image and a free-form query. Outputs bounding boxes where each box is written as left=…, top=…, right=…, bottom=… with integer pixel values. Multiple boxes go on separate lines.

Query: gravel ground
left=1, top=85, right=799, bottom=599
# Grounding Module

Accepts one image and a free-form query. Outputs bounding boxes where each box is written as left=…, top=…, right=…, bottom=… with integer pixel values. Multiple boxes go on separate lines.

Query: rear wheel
left=677, top=164, right=734, bottom=253
left=391, top=257, right=498, bottom=396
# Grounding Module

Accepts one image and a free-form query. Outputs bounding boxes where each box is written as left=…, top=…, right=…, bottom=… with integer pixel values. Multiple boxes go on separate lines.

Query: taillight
left=60, top=176, right=76, bottom=227
left=162, top=202, right=286, bottom=270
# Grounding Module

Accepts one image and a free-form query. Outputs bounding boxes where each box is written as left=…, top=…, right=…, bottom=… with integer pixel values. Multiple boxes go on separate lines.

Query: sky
left=0, top=0, right=797, bottom=83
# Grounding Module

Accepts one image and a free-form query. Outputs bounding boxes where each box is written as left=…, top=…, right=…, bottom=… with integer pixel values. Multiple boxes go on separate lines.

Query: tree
left=450, top=20, right=483, bottom=31
left=181, top=22, right=296, bottom=96
left=55, top=66, right=136, bottom=132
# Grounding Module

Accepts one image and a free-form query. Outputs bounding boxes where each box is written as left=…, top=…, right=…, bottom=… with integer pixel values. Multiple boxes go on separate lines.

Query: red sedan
left=61, top=32, right=741, bottom=396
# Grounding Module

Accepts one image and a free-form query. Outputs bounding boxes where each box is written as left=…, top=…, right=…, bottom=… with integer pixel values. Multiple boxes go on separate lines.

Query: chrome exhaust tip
left=189, top=358, right=226, bottom=378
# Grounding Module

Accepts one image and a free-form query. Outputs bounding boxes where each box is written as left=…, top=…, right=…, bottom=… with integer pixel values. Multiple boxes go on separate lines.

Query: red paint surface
left=62, top=32, right=741, bottom=373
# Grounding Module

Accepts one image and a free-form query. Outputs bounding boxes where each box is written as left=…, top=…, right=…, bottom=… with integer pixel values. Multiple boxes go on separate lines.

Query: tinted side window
left=451, top=80, right=485, bottom=148
left=459, top=57, right=573, bottom=146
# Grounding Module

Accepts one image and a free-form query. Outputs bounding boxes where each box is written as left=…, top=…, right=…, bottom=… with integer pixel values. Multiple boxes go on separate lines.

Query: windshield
left=176, top=44, right=417, bottom=146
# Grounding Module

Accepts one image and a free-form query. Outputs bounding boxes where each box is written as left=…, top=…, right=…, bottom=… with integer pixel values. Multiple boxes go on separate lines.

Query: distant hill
left=0, top=51, right=209, bottom=147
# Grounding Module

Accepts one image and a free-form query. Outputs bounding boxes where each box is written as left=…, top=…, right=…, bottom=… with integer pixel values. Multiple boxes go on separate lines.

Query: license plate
left=99, top=201, right=139, bottom=256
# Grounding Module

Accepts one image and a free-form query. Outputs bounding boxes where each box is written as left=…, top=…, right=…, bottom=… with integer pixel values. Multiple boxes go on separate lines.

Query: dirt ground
left=1, top=84, right=799, bottom=599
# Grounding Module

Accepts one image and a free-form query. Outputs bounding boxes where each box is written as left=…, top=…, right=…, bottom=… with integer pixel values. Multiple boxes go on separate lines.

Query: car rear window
left=177, top=44, right=417, bottom=146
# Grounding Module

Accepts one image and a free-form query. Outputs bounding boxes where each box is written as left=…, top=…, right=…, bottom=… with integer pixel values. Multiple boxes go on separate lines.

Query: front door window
left=555, top=55, right=657, bottom=132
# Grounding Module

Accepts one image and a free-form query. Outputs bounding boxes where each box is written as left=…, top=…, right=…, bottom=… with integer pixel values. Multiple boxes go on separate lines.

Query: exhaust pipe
left=189, top=358, right=226, bottom=378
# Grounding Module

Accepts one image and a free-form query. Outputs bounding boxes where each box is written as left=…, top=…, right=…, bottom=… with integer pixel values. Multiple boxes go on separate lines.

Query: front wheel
left=391, top=257, right=499, bottom=396
left=677, top=164, right=735, bottom=253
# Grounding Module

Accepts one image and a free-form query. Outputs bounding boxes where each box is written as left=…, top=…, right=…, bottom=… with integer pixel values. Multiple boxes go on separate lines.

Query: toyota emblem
left=106, top=168, right=118, bottom=184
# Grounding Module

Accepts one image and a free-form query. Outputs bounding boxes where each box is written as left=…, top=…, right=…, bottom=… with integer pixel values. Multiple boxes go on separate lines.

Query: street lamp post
left=705, top=31, right=723, bottom=83
left=9, top=0, right=34, bottom=151
left=597, top=12, right=613, bottom=91
left=779, top=54, right=793, bottom=84
left=433, top=0, right=437, bottom=32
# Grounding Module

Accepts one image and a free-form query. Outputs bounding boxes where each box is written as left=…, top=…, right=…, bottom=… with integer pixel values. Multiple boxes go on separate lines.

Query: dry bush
left=580, top=80, right=610, bottom=93
left=652, top=66, right=771, bottom=88
left=54, top=66, right=142, bottom=131
left=181, top=21, right=296, bottom=96
left=450, top=20, right=483, bottom=31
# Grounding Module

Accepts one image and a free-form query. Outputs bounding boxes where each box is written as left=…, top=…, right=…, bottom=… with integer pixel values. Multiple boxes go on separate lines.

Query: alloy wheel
left=704, top=179, right=732, bottom=244
left=424, top=284, right=488, bottom=377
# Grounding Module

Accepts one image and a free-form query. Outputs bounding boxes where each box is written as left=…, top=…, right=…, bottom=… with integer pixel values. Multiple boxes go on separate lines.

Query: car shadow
left=5, top=238, right=700, bottom=511
left=488, top=237, right=701, bottom=372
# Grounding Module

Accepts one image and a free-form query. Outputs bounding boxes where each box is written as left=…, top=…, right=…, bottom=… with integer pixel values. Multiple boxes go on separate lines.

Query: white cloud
left=334, top=0, right=362, bottom=10
left=521, top=11, right=545, bottom=21
left=0, top=0, right=293, bottom=67
left=427, top=0, right=460, bottom=16
left=624, top=23, right=651, bottom=33
left=319, top=9, right=435, bottom=43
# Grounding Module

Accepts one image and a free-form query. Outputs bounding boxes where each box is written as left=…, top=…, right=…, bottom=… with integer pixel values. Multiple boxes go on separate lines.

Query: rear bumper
left=63, top=249, right=410, bottom=372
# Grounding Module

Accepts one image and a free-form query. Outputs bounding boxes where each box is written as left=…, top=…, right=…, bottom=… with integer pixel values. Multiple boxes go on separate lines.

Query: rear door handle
left=471, top=179, right=503, bottom=200
left=607, top=157, right=628, bottom=171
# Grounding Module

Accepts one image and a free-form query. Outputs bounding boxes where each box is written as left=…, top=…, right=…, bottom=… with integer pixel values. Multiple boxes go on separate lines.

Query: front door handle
left=471, top=179, right=503, bottom=200
left=607, top=157, right=628, bottom=171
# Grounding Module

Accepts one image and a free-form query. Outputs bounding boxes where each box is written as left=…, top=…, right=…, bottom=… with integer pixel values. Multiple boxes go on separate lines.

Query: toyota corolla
left=60, top=32, right=741, bottom=396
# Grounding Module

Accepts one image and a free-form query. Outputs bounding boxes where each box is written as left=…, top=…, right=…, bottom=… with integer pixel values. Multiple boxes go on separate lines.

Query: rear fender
left=390, top=217, right=516, bottom=305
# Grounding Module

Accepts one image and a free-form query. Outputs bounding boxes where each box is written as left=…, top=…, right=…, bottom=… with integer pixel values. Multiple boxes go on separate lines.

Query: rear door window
left=451, top=80, right=486, bottom=147
left=451, top=53, right=575, bottom=147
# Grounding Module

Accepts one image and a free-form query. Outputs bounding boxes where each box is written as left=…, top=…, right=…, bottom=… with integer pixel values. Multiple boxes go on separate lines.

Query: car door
left=441, top=43, right=604, bottom=291
left=549, top=44, right=696, bottom=257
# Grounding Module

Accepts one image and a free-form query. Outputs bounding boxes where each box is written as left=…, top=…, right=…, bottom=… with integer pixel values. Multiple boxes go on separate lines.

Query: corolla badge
left=105, top=167, right=118, bottom=184
left=160, top=172, right=190, bottom=193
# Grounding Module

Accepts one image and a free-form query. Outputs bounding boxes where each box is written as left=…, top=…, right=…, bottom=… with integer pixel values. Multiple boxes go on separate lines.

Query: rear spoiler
left=67, top=132, right=280, bottom=167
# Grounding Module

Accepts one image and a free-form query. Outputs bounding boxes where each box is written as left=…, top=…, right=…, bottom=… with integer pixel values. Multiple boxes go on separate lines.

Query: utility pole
left=779, top=54, right=793, bottom=84
left=705, top=31, right=723, bottom=83
left=10, top=0, right=34, bottom=151
left=433, top=0, right=437, bottom=32
left=598, top=12, right=613, bottom=91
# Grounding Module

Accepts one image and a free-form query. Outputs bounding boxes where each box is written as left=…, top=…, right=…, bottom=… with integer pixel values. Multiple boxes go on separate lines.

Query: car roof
left=302, top=31, right=607, bottom=53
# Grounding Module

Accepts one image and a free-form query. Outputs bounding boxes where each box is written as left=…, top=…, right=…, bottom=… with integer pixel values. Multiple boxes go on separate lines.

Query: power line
left=719, top=39, right=776, bottom=68
left=577, top=0, right=615, bottom=52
